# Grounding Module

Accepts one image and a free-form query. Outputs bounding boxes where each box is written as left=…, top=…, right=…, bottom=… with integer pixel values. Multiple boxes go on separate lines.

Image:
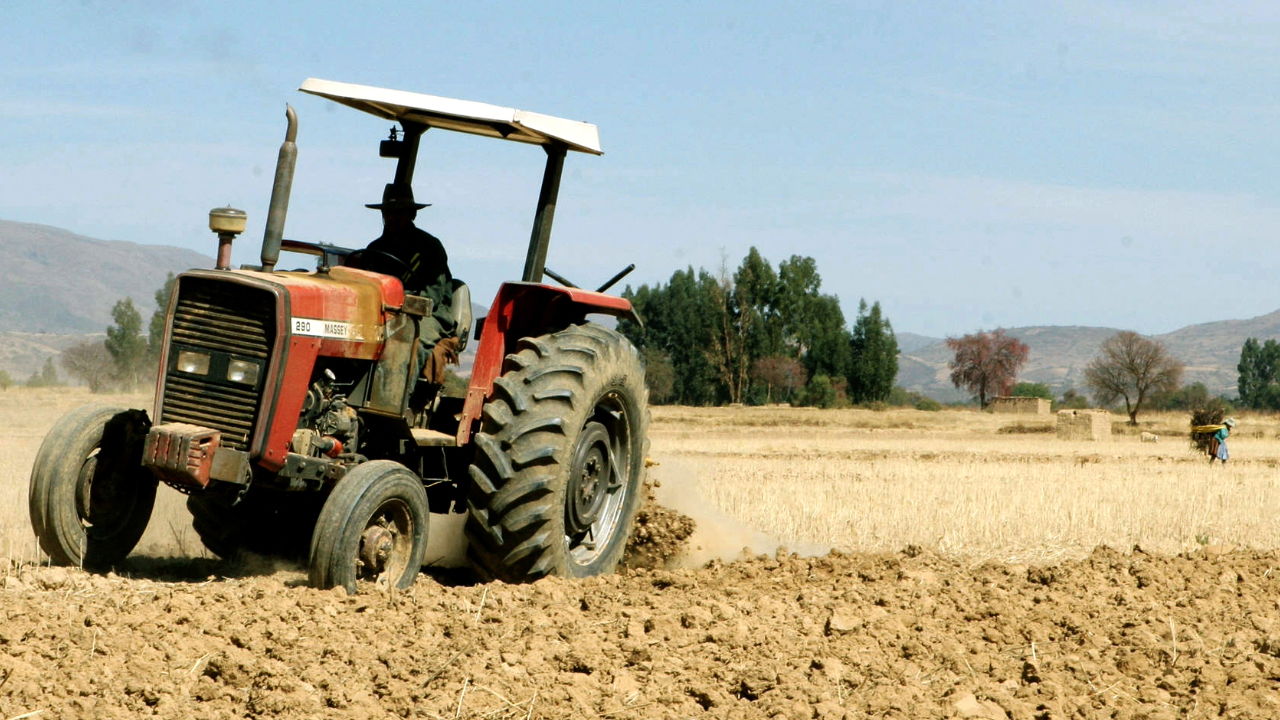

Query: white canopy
left=298, top=78, right=603, bottom=155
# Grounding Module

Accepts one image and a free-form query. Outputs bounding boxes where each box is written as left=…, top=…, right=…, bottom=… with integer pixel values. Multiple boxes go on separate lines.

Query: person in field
left=1210, top=417, right=1235, bottom=464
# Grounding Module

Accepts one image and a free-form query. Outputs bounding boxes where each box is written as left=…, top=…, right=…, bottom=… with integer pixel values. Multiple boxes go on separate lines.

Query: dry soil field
left=4, top=390, right=1280, bottom=718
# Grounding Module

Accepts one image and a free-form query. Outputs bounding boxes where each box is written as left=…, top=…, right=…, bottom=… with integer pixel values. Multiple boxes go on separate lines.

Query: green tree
left=27, top=358, right=59, bottom=388
left=621, top=250, right=859, bottom=407
left=1011, top=382, right=1054, bottom=400
left=800, top=374, right=838, bottom=409
left=1257, top=384, right=1280, bottom=411
left=620, top=267, right=724, bottom=405
left=105, top=297, right=147, bottom=389
left=1237, top=338, right=1280, bottom=409
left=804, top=295, right=852, bottom=380
left=734, top=247, right=783, bottom=359
left=148, top=272, right=177, bottom=362
left=776, top=256, right=851, bottom=377
left=0, top=369, right=12, bottom=390
left=641, top=347, right=676, bottom=404
left=776, top=255, right=821, bottom=353
left=1059, top=388, right=1089, bottom=409
left=1150, top=382, right=1210, bottom=411
left=847, top=299, right=898, bottom=404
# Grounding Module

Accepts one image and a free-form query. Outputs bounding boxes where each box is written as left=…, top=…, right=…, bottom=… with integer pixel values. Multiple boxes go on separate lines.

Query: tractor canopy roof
left=299, top=78, right=603, bottom=155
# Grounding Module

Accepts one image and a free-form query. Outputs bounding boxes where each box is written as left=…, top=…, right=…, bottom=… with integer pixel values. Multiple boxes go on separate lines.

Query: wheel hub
left=76, top=452, right=130, bottom=530
left=359, top=525, right=395, bottom=573
left=566, top=422, right=617, bottom=537
left=567, top=448, right=608, bottom=535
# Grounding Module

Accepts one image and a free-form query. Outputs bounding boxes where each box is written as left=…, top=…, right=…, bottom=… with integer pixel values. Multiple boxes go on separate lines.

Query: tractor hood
left=195, top=266, right=404, bottom=361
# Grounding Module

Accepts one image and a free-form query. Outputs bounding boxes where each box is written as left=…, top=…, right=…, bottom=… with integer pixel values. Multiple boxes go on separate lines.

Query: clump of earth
left=3, top=496, right=1279, bottom=718
left=621, top=478, right=697, bottom=571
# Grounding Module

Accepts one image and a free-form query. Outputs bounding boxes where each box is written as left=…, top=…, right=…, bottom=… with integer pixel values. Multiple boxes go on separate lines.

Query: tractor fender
left=457, top=282, right=637, bottom=445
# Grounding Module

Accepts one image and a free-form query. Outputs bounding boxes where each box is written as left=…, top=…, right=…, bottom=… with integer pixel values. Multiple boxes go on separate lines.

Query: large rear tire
left=308, top=461, right=430, bottom=593
left=28, top=406, right=156, bottom=568
left=464, top=323, right=649, bottom=583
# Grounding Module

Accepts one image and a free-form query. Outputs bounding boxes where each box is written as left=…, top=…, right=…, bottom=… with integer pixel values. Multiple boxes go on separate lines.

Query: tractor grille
left=160, top=278, right=276, bottom=452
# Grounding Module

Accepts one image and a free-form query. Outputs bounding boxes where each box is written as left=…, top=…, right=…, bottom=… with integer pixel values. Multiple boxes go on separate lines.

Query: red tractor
left=28, top=79, right=648, bottom=592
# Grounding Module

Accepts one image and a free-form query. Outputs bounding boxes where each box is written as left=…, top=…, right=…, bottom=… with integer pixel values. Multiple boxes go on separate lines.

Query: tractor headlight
left=226, top=359, right=261, bottom=385
left=176, top=351, right=210, bottom=375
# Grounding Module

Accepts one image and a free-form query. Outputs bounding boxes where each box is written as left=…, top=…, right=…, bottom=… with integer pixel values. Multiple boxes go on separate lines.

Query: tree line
left=1236, top=338, right=1280, bottom=411
left=944, top=327, right=1188, bottom=425
left=61, top=273, right=175, bottom=393
left=617, top=248, right=899, bottom=407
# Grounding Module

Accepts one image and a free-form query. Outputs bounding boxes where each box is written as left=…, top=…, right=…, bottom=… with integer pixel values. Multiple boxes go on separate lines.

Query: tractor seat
left=450, top=279, right=472, bottom=351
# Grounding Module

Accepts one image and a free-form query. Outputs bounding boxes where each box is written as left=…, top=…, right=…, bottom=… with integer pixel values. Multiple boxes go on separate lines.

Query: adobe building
left=989, top=396, right=1051, bottom=415
left=1056, top=409, right=1112, bottom=441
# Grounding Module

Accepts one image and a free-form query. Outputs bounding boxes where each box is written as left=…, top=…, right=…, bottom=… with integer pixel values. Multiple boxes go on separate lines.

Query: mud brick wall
left=990, top=397, right=1050, bottom=415
left=1056, top=409, right=1112, bottom=441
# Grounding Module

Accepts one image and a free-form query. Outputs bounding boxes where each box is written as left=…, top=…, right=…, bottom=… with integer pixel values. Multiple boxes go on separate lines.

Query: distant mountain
left=895, top=331, right=942, bottom=355
left=897, top=314, right=1280, bottom=401
left=5, top=219, right=1269, bottom=399
left=0, top=220, right=212, bottom=334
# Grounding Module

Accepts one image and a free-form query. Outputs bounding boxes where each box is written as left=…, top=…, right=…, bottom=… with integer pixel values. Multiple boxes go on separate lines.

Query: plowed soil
left=7, top=401, right=1280, bottom=718
left=4, top=542, right=1279, bottom=719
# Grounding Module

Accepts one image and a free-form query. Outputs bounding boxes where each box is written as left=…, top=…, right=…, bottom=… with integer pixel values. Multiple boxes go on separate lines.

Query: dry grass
left=0, top=387, right=197, bottom=566
left=650, top=405, right=1280, bottom=563
left=5, top=389, right=1280, bottom=569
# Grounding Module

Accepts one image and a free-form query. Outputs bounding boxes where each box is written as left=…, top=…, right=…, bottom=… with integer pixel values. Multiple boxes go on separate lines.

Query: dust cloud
left=649, top=454, right=830, bottom=567
left=129, top=455, right=812, bottom=573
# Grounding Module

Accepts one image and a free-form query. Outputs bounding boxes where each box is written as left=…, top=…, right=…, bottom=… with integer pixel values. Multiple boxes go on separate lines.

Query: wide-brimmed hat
left=366, top=183, right=429, bottom=210
left=1224, top=417, right=1237, bottom=427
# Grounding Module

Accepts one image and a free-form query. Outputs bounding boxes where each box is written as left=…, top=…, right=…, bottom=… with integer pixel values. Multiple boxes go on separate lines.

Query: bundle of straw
left=1189, top=406, right=1227, bottom=455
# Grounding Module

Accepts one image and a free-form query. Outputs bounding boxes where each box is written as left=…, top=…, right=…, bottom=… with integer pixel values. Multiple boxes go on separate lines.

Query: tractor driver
left=363, top=183, right=460, bottom=385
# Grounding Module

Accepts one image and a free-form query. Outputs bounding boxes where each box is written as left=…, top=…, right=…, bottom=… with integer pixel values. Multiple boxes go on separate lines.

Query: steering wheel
left=347, top=248, right=413, bottom=281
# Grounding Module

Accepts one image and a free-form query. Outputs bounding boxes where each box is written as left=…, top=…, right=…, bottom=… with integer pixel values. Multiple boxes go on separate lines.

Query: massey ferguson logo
left=292, top=318, right=360, bottom=340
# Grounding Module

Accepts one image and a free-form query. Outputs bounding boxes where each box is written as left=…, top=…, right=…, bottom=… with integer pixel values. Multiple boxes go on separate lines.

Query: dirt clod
left=3, top=545, right=1280, bottom=718
left=620, top=479, right=696, bottom=571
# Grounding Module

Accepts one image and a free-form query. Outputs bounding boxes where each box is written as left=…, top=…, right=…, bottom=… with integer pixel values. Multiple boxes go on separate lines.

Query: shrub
left=799, top=375, right=838, bottom=409
left=1011, top=382, right=1053, bottom=400
left=1059, top=388, right=1089, bottom=410
left=887, top=386, right=914, bottom=407
left=914, top=397, right=942, bottom=411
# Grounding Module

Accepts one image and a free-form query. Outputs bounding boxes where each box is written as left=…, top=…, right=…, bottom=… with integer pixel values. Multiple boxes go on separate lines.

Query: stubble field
left=3, top=389, right=1280, bottom=718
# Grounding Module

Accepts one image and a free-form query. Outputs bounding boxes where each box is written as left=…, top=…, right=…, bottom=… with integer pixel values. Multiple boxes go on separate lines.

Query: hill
left=896, top=313, right=1280, bottom=401
left=3, top=219, right=1271, bottom=398
left=0, top=220, right=211, bottom=380
left=0, top=220, right=211, bottom=334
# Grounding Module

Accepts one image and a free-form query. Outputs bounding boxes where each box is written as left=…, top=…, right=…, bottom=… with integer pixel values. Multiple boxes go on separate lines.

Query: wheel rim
left=75, top=447, right=131, bottom=534
left=357, top=498, right=415, bottom=584
left=564, top=391, right=632, bottom=567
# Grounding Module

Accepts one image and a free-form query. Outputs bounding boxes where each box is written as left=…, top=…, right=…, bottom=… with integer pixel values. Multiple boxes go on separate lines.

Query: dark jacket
left=365, top=224, right=455, bottom=336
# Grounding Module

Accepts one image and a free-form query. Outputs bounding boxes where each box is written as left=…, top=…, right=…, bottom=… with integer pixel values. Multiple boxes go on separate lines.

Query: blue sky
left=4, top=1, right=1280, bottom=337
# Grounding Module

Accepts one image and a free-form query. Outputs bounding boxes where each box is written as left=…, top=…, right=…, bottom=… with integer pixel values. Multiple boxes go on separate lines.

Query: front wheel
left=465, top=323, right=649, bottom=582
left=308, top=461, right=430, bottom=593
left=28, top=406, right=156, bottom=568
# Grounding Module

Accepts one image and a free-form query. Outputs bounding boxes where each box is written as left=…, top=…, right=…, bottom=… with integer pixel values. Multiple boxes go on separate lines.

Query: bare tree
left=751, top=356, right=807, bottom=404
left=1084, top=331, right=1184, bottom=425
left=62, top=340, right=114, bottom=393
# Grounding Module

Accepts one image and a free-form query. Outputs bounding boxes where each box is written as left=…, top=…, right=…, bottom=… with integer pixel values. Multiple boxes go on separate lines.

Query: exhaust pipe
left=260, top=104, right=298, bottom=272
